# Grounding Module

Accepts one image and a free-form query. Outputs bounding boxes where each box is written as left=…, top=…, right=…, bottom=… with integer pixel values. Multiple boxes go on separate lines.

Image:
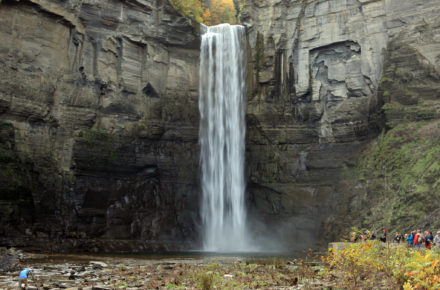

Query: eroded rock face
left=242, top=0, right=440, bottom=249
left=2, top=0, right=440, bottom=252
left=0, top=0, right=201, bottom=252
left=332, top=21, right=440, bottom=236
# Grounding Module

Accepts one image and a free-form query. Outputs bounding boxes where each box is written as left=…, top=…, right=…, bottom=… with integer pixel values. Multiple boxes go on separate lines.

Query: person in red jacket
left=413, top=230, right=422, bottom=248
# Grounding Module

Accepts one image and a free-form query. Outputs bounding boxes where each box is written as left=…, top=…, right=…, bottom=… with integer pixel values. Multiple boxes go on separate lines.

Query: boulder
left=0, top=247, right=21, bottom=272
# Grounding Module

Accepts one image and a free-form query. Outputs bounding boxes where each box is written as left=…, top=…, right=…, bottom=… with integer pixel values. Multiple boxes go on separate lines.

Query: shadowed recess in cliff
left=198, top=23, right=252, bottom=252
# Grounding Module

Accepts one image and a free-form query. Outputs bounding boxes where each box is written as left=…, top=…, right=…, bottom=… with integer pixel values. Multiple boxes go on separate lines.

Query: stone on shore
left=328, top=242, right=353, bottom=251
left=0, top=247, right=22, bottom=272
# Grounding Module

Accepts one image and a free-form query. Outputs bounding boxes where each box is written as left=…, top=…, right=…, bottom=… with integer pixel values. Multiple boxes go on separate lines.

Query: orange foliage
left=170, top=0, right=238, bottom=25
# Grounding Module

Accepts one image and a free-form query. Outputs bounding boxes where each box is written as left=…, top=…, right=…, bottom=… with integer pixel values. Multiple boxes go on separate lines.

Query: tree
left=202, top=0, right=236, bottom=25
left=169, top=0, right=239, bottom=25
left=233, top=0, right=245, bottom=18
left=169, top=0, right=204, bottom=23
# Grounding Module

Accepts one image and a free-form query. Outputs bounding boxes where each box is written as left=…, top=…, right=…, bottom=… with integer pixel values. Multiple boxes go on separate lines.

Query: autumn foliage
left=325, top=242, right=440, bottom=289
left=169, top=0, right=241, bottom=25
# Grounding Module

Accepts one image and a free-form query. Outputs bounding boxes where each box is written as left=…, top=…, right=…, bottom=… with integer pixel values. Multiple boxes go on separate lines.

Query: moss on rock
left=343, top=120, right=440, bottom=233
left=325, top=35, right=440, bottom=239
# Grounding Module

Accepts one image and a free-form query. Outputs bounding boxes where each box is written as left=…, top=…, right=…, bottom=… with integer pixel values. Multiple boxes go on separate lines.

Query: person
left=433, top=231, right=440, bottom=247
left=413, top=231, right=420, bottom=248
left=419, top=231, right=425, bottom=248
left=415, top=230, right=424, bottom=248
left=380, top=228, right=387, bottom=243
left=18, top=268, right=34, bottom=289
left=407, top=231, right=414, bottom=247
left=350, top=231, right=357, bottom=242
left=393, top=232, right=401, bottom=243
left=425, top=231, right=434, bottom=250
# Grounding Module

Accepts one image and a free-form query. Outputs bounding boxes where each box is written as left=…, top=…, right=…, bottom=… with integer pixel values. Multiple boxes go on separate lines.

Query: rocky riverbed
left=0, top=248, right=334, bottom=289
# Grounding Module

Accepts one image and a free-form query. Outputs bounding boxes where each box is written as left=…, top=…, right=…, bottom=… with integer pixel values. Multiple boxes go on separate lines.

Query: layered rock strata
left=1, top=0, right=440, bottom=252
left=332, top=20, right=440, bottom=235
left=242, top=0, right=440, bottom=248
left=0, top=0, right=200, bottom=252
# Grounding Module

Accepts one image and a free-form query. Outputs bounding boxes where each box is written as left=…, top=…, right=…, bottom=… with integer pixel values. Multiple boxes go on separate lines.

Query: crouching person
left=18, top=268, right=34, bottom=289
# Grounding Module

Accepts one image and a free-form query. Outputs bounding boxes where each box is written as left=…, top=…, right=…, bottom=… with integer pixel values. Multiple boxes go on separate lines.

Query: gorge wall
left=242, top=0, right=440, bottom=248
left=0, top=0, right=201, bottom=252
left=1, top=0, right=440, bottom=252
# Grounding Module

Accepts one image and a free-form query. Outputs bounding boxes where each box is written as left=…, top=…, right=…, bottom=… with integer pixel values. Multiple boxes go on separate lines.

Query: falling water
left=198, top=24, right=248, bottom=252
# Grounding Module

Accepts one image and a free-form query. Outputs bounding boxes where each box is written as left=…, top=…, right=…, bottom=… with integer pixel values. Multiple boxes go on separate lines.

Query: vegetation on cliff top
left=169, top=0, right=243, bottom=25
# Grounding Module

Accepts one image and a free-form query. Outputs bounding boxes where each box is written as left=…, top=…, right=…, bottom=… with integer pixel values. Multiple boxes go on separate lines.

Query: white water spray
left=198, top=24, right=249, bottom=252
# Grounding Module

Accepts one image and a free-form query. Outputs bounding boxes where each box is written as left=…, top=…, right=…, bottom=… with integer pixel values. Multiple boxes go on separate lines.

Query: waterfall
left=198, top=24, right=248, bottom=252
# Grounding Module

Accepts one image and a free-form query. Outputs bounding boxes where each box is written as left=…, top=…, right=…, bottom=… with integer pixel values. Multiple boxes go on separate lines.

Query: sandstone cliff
left=242, top=0, right=440, bottom=248
left=1, top=0, right=440, bottom=252
left=0, top=0, right=201, bottom=252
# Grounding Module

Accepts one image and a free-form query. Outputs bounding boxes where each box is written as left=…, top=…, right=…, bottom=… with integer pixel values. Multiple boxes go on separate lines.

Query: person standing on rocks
left=18, top=268, right=34, bottom=289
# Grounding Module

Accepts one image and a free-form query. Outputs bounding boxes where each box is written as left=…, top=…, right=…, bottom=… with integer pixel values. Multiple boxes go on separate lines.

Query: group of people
left=351, top=228, right=440, bottom=250
left=401, top=230, right=440, bottom=250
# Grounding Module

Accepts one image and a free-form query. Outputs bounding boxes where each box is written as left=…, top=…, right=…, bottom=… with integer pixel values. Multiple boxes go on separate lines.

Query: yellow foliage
left=202, top=8, right=212, bottom=23
left=404, top=281, right=415, bottom=290
left=169, top=0, right=238, bottom=25
left=325, top=242, right=440, bottom=289
left=169, top=0, right=203, bottom=23
left=401, top=251, right=440, bottom=289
